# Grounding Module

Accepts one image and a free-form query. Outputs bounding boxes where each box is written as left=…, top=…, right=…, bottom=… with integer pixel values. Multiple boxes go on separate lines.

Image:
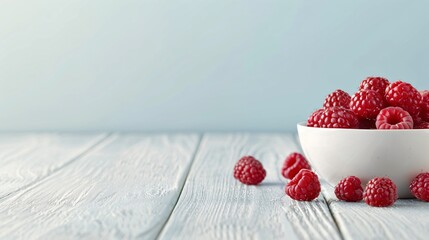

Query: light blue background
left=0, top=0, right=428, bottom=131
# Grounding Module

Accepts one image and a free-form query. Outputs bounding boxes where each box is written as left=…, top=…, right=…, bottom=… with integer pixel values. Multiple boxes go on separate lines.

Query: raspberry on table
left=323, top=89, right=351, bottom=109
left=281, top=152, right=311, bottom=179
left=350, top=90, right=386, bottom=119
left=410, top=173, right=429, bottom=202
left=307, top=108, right=324, bottom=127
left=376, top=107, right=413, bottom=129
left=385, top=81, right=422, bottom=117
left=233, top=156, right=266, bottom=185
left=359, top=76, right=390, bottom=96
left=363, top=177, right=398, bottom=207
left=318, top=107, right=359, bottom=129
left=286, top=169, right=321, bottom=201
left=415, top=121, right=429, bottom=129
left=335, top=176, right=363, bottom=202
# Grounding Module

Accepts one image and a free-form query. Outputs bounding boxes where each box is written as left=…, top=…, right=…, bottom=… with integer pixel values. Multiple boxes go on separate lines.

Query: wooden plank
left=158, top=133, right=341, bottom=240
left=323, top=183, right=429, bottom=240
left=0, top=134, right=200, bottom=239
left=0, top=133, right=108, bottom=199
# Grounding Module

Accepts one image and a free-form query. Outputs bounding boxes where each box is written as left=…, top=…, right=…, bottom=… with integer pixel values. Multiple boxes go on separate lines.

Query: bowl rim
left=297, top=122, right=429, bottom=132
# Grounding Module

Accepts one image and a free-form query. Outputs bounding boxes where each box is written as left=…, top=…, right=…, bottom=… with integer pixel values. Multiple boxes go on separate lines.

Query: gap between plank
left=294, top=133, right=345, bottom=240
left=154, top=134, right=204, bottom=240
left=322, top=195, right=345, bottom=240
left=0, top=133, right=112, bottom=202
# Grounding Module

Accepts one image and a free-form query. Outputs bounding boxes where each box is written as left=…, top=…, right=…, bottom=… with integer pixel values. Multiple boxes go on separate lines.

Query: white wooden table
left=0, top=133, right=427, bottom=239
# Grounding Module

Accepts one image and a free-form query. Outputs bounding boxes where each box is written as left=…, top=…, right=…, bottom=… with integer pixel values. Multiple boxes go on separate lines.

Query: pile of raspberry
left=307, top=77, right=429, bottom=129
left=233, top=153, right=429, bottom=207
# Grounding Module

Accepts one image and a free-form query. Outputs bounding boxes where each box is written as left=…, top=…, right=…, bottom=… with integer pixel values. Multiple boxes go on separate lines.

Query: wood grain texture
left=0, top=134, right=200, bottom=239
left=323, top=183, right=429, bottom=240
left=0, top=133, right=107, bottom=199
left=158, top=133, right=341, bottom=240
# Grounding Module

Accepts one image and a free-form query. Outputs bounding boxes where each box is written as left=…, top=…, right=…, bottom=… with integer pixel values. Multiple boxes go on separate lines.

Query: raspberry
left=281, top=152, right=311, bottom=179
left=350, top=90, right=386, bottom=119
left=286, top=169, right=321, bottom=201
left=335, top=176, right=364, bottom=202
left=233, top=156, right=266, bottom=185
left=420, top=90, right=429, bottom=121
left=376, top=107, right=413, bottom=129
left=358, top=118, right=376, bottom=129
left=359, top=76, right=390, bottom=96
left=421, top=111, right=429, bottom=123
left=413, top=115, right=423, bottom=124
left=307, top=108, right=324, bottom=127
left=363, top=177, right=398, bottom=207
left=415, top=121, right=429, bottom=129
left=323, top=89, right=351, bottom=109
left=385, top=81, right=422, bottom=117
left=410, top=173, right=429, bottom=202
left=318, top=107, right=359, bottom=128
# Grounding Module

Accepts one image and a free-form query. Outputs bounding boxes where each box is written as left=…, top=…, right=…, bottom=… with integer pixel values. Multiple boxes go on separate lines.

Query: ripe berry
left=410, top=173, right=429, bottom=202
left=376, top=107, right=413, bottom=129
left=318, top=107, right=359, bottom=129
left=358, top=118, right=376, bottom=129
left=307, top=108, right=324, bottom=127
left=335, top=176, right=364, bottom=202
left=323, top=89, right=351, bottom=109
left=350, top=90, right=386, bottom=119
left=286, top=169, right=321, bottom=201
left=420, top=90, right=429, bottom=122
left=385, top=81, right=422, bottom=117
left=281, top=152, right=311, bottom=179
left=233, top=156, right=266, bottom=185
left=363, top=177, right=398, bottom=207
left=359, top=76, right=390, bottom=96
left=421, top=112, right=429, bottom=123
left=415, top=121, right=429, bottom=129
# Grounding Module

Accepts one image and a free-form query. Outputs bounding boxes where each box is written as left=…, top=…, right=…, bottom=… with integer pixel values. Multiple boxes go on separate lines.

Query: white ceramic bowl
left=297, top=122, right=429, bottom=198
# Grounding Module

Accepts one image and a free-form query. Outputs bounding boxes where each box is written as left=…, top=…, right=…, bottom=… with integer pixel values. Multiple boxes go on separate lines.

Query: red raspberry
left=363, top=177, right=398, bottom=207
left=350, top=90, right=386, bottom=119
left=307, top=108, right=324, bottom=127
left=286, top=169, right=321, bottom=201
left=413, top=114, right=423, bottom=124
left=233, top=156, right=266, bottom=185
left=376, top=107, right=413, bottom=129
left=385, top=81, right=422, bottom=117
left=420, top=90, right=429, bottom=121
left=359, top=76, right=390, bottom=96
left=358, top=118, right=376, bottom=129
left=281, top=152, right=311, bottom=179
left=335, top=176, right=364, bottom=202
left=318, top=107, right=359, bottom=129
left=421, top=111, right=429, bottom=123
left=323, top=89, right=351, bottom=109
left=410, top=173, right=429, bottom=202
left=415, top=121, right=429, bottom=129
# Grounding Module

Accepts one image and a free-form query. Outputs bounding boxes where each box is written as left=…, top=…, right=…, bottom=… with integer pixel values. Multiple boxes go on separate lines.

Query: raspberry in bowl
left=298, top=77, right=429, bottom=198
